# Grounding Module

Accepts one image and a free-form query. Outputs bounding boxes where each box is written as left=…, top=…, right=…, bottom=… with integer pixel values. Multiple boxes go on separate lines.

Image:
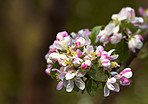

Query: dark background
left=0, top=0, right=148, bottom=104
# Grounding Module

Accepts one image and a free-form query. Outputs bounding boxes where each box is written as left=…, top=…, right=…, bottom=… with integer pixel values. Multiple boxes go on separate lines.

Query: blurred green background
left=0, top=0, right=148, bottom=104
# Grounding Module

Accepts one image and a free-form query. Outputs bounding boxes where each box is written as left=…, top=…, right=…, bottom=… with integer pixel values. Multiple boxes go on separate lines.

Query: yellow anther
left=112, top=61, right=117, bottom=68
left=90, top=51, right=96, bottom=56
left=72, top=51, right=76, bottom=55
left=56, top=74, right=59, bottom=81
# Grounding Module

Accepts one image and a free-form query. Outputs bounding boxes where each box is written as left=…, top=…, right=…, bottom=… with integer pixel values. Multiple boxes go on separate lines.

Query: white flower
left=128, top=35, right=144, bottom=53
left=96, top=45, right=104, bottom=57
left=96, top=23, right=119, bottom=46
left=56, top=31, right=68, bottom=41
left=112, top=7, right=144, bottom=25
left=104, top=77, right=120, bottom=97
left=73, top=58, right=83, bottom=67
left=82, top=45, right=96, bottom=60
left=78, top=29, right=91, bottom=45
left=53, top=36, right=72, bottom=50
left=75, top=37, right=86, bottom=47
left=49, top=53, right=60, bottom=61
left=110, top=33, right=122, bottom=44
left=112, top=7, right=135, bottom=21
left=130, top=17, right=144, bottom=25
left=58, top=55, right=71, bottom=66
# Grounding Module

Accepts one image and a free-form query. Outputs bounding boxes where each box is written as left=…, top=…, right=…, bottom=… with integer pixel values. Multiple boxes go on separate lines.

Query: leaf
left=122, top=21, right=146, bottom=35
left=115, top=39, right=129, bottom=61
left=86, top=79, right=98, bottom=96
left=89, top=26, right=102, bottom=45
left=50, top=61, right=61, bottom=78
left=73, top=83, right=80, bottom=92
left=98, top=83, right=104, bottom=90
left=51, top=61, right=61, bottom=69
left=50, top=71, right=57, bottom=79
left=104, top=43, right=115, bottom=51
left=88, top=64, right=108, bottom=82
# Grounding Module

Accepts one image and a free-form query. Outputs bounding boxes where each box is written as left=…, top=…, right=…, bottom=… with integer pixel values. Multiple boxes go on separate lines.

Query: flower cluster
left=96, top=7, right=144, bottom=53
left=45, top=7, right=145, bottom=97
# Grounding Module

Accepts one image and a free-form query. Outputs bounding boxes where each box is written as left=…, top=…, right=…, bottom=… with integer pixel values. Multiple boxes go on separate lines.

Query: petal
left=76, top=70, right=86, bottom=77
left=76, top=49, right=82, bottom=57
left=113, top=83, right=120, bottom=92
left=108, top=49, right=115, bottom=56
left=104, top=84, right=110, bottom=97
left=59, top=72, right=66, bottom=80
left=111, top=72, right=118, bottom=76
left=110, top=54, right=119, bottom=60
left=74, top=78, right=85, bottom=90
left=53, top=41, right=64, bottom=50
left=65, top=72, right=75, bottom=80
left=120, top=68, right=132, bottom=78
left=57, top=81, right=63, bottom=90
left=66, top=80, right=74, bottom=92
left=139, top=7, right=145, bottom=16
left=112, top=25, right=119, bottom=33
left=120, top=76, right=130, bottom=86
left=107, top=77, right=116, bottom=91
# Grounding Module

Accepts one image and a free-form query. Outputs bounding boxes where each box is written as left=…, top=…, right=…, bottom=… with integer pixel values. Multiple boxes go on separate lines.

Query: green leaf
left=98, top=83, right=104, bottom=90
left=122, top=21, right=146, bottom=35
left=50, top=61, right=60, bottom=78
left=51, top=61, right=61, bottom=69
left=104, top=43, right=115, bottom=51
left=115, top=39, right=129, bottom=61
left=73, top=84, right=80, bottom=92
left=88, top=64, right=108, bottom=82
left=89, top=26, right=102, bottom=45
left=50, top=71, right=57, bottom=79
left=86, top=79, right=98, bottom=96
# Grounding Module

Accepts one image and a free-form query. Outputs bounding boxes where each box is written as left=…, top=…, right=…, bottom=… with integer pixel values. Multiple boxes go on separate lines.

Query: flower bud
left=81, top=60, right=91, bottom=69
left=56, top=31, right=68, bottom=41
left=96, top=45, right=104, bottom=57
left=110, top=33, right=122, bottom=44
left=75, top=37, right=86, bottom=47
left=101, top=58, right=111, bottom=69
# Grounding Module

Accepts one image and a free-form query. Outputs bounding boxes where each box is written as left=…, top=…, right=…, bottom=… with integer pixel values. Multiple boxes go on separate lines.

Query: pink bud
left=76, top=49, right=82, bottom=57
left=136, top=34, right=144, bottom=41
left=139, top=7, right=145, bottom=16
left=101, top=58, right=111, bottom=69
left=96, top=45, right=104, bottom=57
left=81, top=60, right=91, bottom=69
left=56, top=31, right=68, bottom=41
left=120, top=76, right=130, bottom=86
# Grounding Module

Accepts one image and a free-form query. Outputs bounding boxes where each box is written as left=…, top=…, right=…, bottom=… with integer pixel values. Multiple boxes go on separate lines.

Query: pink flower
left=139, top=7, right=145, bottom=16
left=76, top=49, right=82, bottom=58
left=96, top=45, right=104, bottom=57
left=101, top=58, right=111, bottom=69
left=75, top=37, right=86, bottom=47
left=128, top=34, right=144, bottom=53
left=81, top=60, right=91, bottom=69
left=56, top=31, right=68, bottom=41
left=119, top=68, right=132, bottom=86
